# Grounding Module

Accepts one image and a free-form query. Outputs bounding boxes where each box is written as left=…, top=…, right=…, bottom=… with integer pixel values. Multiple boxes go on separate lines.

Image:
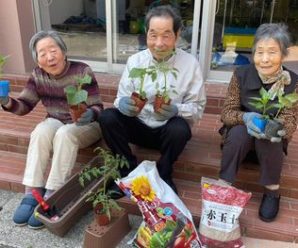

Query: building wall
left=0, top=0, right=35, bottom=75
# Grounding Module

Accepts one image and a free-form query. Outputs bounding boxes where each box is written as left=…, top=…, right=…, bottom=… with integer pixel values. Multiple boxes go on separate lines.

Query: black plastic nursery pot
left=265, top=119, right=284, bottom=138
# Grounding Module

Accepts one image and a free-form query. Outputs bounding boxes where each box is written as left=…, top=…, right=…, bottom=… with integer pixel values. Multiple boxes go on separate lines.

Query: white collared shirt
left=114, top=48, right=206, bottom=128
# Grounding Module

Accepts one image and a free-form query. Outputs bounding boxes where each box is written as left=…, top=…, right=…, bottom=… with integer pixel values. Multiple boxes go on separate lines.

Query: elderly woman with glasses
left=219, top=23, right=298, bottom=222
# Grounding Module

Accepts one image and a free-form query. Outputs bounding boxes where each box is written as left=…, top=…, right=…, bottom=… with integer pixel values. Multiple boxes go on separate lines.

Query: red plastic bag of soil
left=199, top=177, right=251, bottom=248
left=116, top=160, right=202, bottom=248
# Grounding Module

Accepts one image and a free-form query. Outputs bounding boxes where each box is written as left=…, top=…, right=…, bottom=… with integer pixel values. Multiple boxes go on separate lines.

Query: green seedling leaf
left=64, top=85, right=76, bottom=95
left=265, top=104, right=276, bottom=111
left=248, top=101, right=264, bottom=110
left=259, top=87, right=270, bottom=100
left=79, top=176, right=85, bottom=187
left=67, top=90, right=88, bottom=106
left=272, top=103, right=282, bottom=109
left=77, top=74, right=92, bottom=85
left=64, top=75, right=90, bottom=106
left=249, top=96, right=263, bottom=102
left=279, top=97, right=292, bottom=108
left=129, top=68, right=147, bottom=78
left=150, top=71, right=157, bottom=82
left=172, top=71, right=178, bottom=80
left=79, top=147, right=129, bottom=218
left=284, top=93, right=298, bottom=103
left=85, top=172, right=91, bottom=181
left=249, top=86, right=298, bottom=119
left=0, top=55, right=10, bottom=77
left=129, top=67, right=149, bottom=99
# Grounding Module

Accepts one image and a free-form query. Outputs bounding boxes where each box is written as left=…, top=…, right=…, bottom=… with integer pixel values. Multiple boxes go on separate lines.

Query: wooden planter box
left=35, top=156, right=103, bottom=237
left=83, top=209, right=130, bottom=248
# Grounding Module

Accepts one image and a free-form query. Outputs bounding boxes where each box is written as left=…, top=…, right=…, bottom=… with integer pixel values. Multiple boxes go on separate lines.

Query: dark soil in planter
left=130, top=92, right=147, bottom=113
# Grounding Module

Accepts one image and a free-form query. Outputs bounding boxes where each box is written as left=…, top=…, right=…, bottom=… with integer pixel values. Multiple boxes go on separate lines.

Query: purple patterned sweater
left=3, top=61, right=103, bottom=124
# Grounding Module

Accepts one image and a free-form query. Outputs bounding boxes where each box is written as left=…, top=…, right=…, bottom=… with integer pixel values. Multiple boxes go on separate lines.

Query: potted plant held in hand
left=129, top=67, right=156, bottom=113
left=79, top=147, right=129, bottom=226
left=249, top=87, right=298, bottom=137
left=0, top=55, right=10, bottom=97
left=152, top=60, right=178, bottom=112
left=64, top=74, right=92, bottom=122
left=0, top=55, right=8, bottom=76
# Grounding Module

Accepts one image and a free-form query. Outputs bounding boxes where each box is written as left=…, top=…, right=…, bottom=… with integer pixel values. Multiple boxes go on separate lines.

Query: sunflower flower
left=131, top=176, right=156, bottom=202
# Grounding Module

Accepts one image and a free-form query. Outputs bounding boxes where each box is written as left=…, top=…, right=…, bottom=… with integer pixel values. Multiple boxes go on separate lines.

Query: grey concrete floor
left=0, top=189, right=140, bottom=248
left=1, top=189, right=298, bottom=248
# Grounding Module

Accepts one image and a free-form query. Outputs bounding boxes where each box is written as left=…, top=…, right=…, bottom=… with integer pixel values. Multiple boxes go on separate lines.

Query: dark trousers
left=98, top=108, right=192, bottom=179
left=220, top=125, right=284, bottom=186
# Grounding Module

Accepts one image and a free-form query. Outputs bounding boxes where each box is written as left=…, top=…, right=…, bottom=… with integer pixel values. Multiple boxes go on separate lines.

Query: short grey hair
left=29, top=30, right=67, bottom=63
left=145, top=5, right=182, bottom=35
left=252, top=23, right=291, bottom=57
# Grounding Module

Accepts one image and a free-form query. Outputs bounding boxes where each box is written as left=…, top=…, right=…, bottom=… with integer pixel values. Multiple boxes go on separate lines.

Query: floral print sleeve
left=221, top=72, right=245, bottom=126
left=277, top=80, right=298, bottom=141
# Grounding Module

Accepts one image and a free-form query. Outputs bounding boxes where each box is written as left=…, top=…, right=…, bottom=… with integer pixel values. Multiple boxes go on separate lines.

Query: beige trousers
left=22, top=118, right=101, bottom=190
